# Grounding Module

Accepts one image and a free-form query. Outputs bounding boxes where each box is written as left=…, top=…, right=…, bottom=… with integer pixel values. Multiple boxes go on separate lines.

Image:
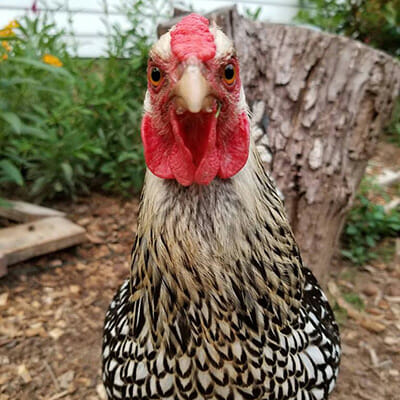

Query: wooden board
left=0, top=217, right=86, bottom=272
left=0, top=200, right=65, bottom=222
left=377, top=170, right=400, bottom=188
left=0, top=252, right=7, bottom=277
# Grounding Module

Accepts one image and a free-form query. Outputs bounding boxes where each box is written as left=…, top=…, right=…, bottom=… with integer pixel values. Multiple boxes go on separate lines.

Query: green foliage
left=385, top=98, right=400, bottom=146
left=244, top=7, right=262, bottom=21
left=0, top=160, right=24, bottom=186
left=0, top=1, right=168, bottom=200
left=341, top=179, right=400, bottom=265
left=296, top=0, right=400, bottom=57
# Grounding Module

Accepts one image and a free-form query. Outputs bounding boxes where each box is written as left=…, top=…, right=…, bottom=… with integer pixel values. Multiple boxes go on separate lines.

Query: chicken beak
left=174, top=65, right=210, bottom=113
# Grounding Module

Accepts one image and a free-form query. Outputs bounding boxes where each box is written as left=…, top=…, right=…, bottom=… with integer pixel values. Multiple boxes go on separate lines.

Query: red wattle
left=141, top=114, right=173, bottom=179
left=218, top=112, right=250, bottom=179
left=141, top=111, right=250, bottom=186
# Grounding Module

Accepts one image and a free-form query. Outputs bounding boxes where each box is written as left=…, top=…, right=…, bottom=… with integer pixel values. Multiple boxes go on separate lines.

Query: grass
left=384, top=98, right=400, bottom=147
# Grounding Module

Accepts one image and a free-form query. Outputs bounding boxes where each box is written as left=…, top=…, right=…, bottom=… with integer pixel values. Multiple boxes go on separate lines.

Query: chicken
left=102, top=14, right=341, bottom=400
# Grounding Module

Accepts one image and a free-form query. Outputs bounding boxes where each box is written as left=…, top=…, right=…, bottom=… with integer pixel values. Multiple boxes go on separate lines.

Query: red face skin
left=141, top=15, right=250, bottom=186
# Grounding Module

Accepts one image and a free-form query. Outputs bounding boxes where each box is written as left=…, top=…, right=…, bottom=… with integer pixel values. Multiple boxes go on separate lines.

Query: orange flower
left=1, top=53, right=8, bottom=61
left=1, top=41, right=12, bottom=52
left=42, top=54, right=63, bottom=67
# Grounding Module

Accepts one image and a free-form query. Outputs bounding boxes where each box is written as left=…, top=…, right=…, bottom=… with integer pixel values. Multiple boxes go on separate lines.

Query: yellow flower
left=1, top=41, right=12, bottom=52
left=5, top=20, right=20, bottom=29
left=42, top=54, right=63, bottom=67
left=0, top=28, right=15, bottom=38
left=1, top=53, right=8, bottom=61
left=0, top=21, right=19, bottom=38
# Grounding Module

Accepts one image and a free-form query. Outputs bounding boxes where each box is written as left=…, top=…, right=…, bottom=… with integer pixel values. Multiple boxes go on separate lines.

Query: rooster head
left=141, top=14, right=250, bottom=186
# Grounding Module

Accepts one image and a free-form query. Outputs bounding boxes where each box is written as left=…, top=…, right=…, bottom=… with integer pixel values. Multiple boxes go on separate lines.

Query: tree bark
left=159, top=7, right=400, bottom=281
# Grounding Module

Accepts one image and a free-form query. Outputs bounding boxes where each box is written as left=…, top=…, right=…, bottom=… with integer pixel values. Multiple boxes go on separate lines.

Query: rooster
left=102, top=14, right=340, bottom=400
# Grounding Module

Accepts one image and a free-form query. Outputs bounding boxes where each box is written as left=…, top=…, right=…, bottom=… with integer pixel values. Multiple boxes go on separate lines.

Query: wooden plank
left=383, top=197, right=400, bottom=213
left=0, top=252, right=7, bottom=278
left=0, top=200, right=65, bottom=222
left=0, top=217, right=86, bottom=266
left=377, top=169, right=400, bottom=188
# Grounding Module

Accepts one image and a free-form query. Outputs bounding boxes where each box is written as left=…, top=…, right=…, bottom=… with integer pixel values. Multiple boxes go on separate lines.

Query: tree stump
left=159, top=7, right=400, bottom=280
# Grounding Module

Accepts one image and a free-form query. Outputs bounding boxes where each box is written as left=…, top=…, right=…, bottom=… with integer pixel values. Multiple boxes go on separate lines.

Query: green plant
left=0, top=159, right=24, bottom=206
left=0, top=15, right=99, bottom=199
left=385, top=98, right=400, bottom=146
left=341, top=179, right=400, bottom=265
left=296, top=0, right=400, bottom=57
left=0, top=1, right=169, bottom=200
left=244, top=7, right=262, bottom=21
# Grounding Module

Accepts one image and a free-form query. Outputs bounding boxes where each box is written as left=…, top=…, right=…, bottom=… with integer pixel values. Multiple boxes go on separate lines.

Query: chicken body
left=102, top=14, right=340, bottom=400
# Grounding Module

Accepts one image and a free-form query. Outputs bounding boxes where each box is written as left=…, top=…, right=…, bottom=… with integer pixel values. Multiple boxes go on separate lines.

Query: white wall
left=0, top=0, right=299, bottom=57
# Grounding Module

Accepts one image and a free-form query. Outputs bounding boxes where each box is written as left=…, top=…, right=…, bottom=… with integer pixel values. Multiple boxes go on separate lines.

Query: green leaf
left=61, top=162, right=73, bottom=185
left=54, top=181, right=63, bottom=192
left=117, top=151, right=140, bottom=162
left=20, top=125, right=48, bottom=139
left=0, top=111, right=22, bottom=133
left=30, top=176, right=48, bottom=197
left=0, top=77, right=39, bottom=88
left=0, top=160, right=24, bottom=186
left=10, top=57, right=74, bottom=80
left=346, top=225, right=358, bottom=235
left=365, top=236, right=376, bottom=248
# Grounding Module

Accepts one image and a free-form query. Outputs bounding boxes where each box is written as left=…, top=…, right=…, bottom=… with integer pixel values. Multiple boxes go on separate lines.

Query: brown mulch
left=0, top=194, right=138, bottom=400
left=1, top=144, right=399, bottom=400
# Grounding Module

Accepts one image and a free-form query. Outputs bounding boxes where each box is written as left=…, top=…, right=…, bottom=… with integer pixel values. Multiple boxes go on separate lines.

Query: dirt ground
left=0, top=144, right=399, bottom=400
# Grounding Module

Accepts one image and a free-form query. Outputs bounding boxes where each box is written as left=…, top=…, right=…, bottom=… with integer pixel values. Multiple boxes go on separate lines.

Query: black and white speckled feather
left=103, top=273, right=339, bottom=399
left=102, top=149, right=340, bottom=400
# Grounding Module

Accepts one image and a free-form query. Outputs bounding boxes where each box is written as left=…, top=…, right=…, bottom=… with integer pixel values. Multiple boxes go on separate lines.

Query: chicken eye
left=223, top=64, right=236, bottom=85
left=149, top=67, right=163, bottom=87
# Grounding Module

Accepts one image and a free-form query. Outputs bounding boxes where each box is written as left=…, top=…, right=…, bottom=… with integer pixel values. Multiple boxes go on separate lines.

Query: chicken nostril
left=176, top=106, right=185, bottom=115
left=174, top=97, right=188, bottom=113
left=174, top=95, right=217, bottom=115
left=202, top=96, right=218, bottom=114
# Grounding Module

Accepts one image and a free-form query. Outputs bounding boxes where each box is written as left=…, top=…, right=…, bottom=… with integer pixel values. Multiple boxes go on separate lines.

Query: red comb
left=170, top=14, right=216, bottom=62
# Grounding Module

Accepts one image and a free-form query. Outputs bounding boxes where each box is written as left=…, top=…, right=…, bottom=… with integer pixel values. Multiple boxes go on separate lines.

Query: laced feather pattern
left=102, top=145, right=341, bottom=400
